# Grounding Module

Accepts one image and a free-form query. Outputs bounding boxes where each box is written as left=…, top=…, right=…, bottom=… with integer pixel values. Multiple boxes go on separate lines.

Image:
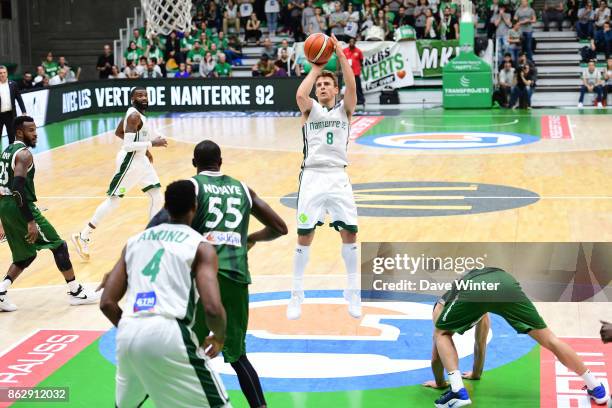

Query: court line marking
left=0, top=329, right=40, bottom=358
left=399, top=119, right=520, bottom=128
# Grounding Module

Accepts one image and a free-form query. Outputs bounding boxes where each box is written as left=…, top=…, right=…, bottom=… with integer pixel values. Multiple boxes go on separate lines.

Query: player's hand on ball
left=462, top=371, right=481, bottom=380
left=25, top=221, right=38, bottom=244
left=152, top=137, right=167, bottom=147
left=601, top=321, right=612, bottom=343
left=204, top=334, right=224, bottom=358
left=330, top=34, right=342, bottom=55
left=422, top=380, right=449, bottom=389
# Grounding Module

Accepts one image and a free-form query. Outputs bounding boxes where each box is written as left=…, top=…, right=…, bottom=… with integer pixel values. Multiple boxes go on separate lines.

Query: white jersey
left=302, top=99, right=350, bottom=169
left=123, top=223, right=204, bottom=321
left=122, top=106, right=151, bottom=158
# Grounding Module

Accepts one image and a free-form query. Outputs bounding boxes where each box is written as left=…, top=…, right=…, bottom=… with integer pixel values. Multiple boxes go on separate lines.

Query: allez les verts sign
left=358, top=42, right=414, bottom=92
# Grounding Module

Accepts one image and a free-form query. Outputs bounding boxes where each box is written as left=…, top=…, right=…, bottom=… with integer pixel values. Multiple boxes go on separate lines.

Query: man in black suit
left=0, top=65, right=27, bottom=146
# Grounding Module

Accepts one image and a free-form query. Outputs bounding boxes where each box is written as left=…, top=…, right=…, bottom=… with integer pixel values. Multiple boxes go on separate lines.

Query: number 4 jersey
left=191, top=171, right=252, bottom=284
left=123, top=223, right=204, bottom=321
left=302, top=98, right=350, bottom=169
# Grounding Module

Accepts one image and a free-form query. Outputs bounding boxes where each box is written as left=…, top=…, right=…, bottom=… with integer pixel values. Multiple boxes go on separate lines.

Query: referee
left=0, top=65, right=27, bottom=146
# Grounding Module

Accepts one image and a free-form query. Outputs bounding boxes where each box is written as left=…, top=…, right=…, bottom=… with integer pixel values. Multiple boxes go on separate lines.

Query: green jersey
left=191, top=171, right=252, bottom=284
left=0, top=142, right=36, bottom=202
left=42, top=61, right=59, bottom=77
left=214, top=62, right=232, bottom=77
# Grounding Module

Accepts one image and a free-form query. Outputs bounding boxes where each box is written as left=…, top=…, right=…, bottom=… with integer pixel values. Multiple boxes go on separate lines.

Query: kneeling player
left=426, top=267, right=610, bottom=407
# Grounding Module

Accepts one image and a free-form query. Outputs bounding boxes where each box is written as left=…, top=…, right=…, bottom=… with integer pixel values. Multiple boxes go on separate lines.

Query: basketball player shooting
left=287, top=34, right=361, bottom=320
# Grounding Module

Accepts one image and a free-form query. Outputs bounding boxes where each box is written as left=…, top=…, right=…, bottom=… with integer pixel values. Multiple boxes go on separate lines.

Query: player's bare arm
left=195, top=242, right=227, bottom=358
left=124, top=112, right=167, bottom=150
left=13, top=149, right=38, bottom=244
left=114, top=118, right=125, bottom=139
left=463, top=314, right=490, bottom=380
left=247, top=187, right=289, bottom=250
left=99, top=247, right=128, bottom=327
left=296, top=61, right=324, bottom=121
left=331, top=34, right=357, bottom=118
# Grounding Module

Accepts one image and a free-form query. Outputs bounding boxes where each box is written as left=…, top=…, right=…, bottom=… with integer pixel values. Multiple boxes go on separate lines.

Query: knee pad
left=51, top=241, right=73, bottom=272
left=13, top=254, right=37, bottom=270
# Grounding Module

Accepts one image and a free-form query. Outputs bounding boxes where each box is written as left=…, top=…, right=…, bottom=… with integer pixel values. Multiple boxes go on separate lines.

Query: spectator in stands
left=108, top=65, right=126, bottom=79
left=213, top=54, right=233, bottom=77
left=206, top=2, right=222, bottom=32
left=18, top=72, right=34, bottom=91
left=345, top=3, right=361, bottom=39
left=507, top=20, right=522, bottom=62
left=514, top=0, right=536, bottom=61
left=193, top=8, right=206, bottom=27
left=150, top=57, right=165, bottom=77
left=165, top=31, right=182, bottom=64
left=124, top=41, right=142, bottom=67
left=269, top=59, right=289, bottom=77
left=252, top=53, right=275, bottom=76
left=485, top=0, right=500, bottom=38
left=33, top=66, right=46, bottom=86
left=141, top=61, right=163, bottom=78
left=277, top=48, right=294, bottom=74
left=42, top=52, right=59, bottom=78
left=146, top=43, right=165, bottom=67
left=135, top=56, right=148, bottom=77
left=498, top=60, right=515, bottom=107
left=377, top=9, right=393, bottom=39
left=277, top=39, right=294, bottom=59
left=123, top=60, right=140, bottom=79
left=225, top=35, right=244, bottom=65
left=441, top=6, right=460, bottom=40
left=199, top=52, right=217, bottom=77
left=180, top=32, right=195, bottom=58
left=517, top=52, right=537, bottom=78
left=578, top=59, right=604, bottom=107
left=542, top=0, right=565, bottom=32
left=330, top=2, right=350, bottom=42
left=187, top=40, right=206, bottom=74
left=509, top=62, right=535, bottom=108
left=343, top=38, right=366, bottom=105
left=288, top=0, right=306, bottom=41
left=239, top=0, right=255, bottom=29
left=424, top=8, right=439, bottom=38
left=262, top=37, right=276, bottom=57
left=224, top=0, right=241, bottom=34
left=567, top=0, right=580, bottom=27
left=492, top=5, right=512, bottom=59
left=306, top=7, right=327, bottom=34
left=595, top=1, right=610, bottom=32
left=96, top=44, right=113, bottom=79
left=48, top=67, right=67, bottom=86
left=499, top=52, right=514, bottom=70
left=132, top=28, right=147, bottom=51
left=246, top=13, right=263, bottom=44
left=175, top=62, right=190, bottom=78
left=404, top=0, right=417, bottom=27
left=265, top=0, right=281, bottom=36
left=596, top=21, right=612, bottom=58
left=57, top=56, right=79, bottom=82
left=603, top=57, right=612, bottom=103
left=414, top=0, right=430, bottom=38
left=577, top=2, right=595, bottom=40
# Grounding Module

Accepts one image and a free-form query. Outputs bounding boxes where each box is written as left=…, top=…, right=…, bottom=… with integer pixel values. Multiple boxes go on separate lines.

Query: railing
left=113, top=7, right=143, bottom=67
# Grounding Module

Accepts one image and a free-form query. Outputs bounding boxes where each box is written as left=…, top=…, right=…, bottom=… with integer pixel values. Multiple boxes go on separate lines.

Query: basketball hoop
left=141, top=0, right=193, bottom=37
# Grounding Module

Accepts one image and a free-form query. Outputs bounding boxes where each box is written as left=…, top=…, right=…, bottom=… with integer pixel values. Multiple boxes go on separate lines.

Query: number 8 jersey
left=191, top=171, right=252, bottom=284
left=302, top=99, right=350, bottom=169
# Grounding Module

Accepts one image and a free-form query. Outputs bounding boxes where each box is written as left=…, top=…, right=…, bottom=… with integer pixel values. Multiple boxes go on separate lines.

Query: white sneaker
left=578, top=102, right=584, bottom=108
left=344, top=290, right=362, bottom=319
left=286, top=291, right=304, bottom=320
left=68, top=285, right=100, bottom=306
left=71, top=233, right=90, bottom=261
left=597, top=102, right=603, bottom=109
left=0, top=291, right=17, bottom=312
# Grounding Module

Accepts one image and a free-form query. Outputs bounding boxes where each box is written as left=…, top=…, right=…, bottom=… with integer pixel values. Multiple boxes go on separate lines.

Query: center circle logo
left=97, top=290, right=537, bottom=392
left=281, top=182, right=540, bottom=217
left=357, top=131, right=539, bottom=150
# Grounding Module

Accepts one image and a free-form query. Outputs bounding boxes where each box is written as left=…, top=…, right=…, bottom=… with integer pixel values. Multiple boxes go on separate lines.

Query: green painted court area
left=18, top=337, right=539, bottom=407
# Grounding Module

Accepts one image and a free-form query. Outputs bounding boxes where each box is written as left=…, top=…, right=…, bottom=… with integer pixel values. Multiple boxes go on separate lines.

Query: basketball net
left=141, top=0, right=192, bottom=37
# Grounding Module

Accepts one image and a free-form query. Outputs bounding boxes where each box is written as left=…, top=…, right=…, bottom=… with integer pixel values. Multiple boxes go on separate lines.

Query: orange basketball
left=304, top=33, right=335, bottom=66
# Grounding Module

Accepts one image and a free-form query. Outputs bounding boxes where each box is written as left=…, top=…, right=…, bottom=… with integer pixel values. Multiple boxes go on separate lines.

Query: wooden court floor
left=1, top=109, right=611, bottom=352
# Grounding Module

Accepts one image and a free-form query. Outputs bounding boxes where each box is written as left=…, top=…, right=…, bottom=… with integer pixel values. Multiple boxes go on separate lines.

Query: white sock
left=448, top=371, right=464, bottom=392
left=581, top=369, right=600, bottom=390
left=342, top=243, right=359, bottom=292
left=67, top=280, right=80, bottom=294
left=0, top=278, right=12, bottom=293
left=146, top=188, right=163, bottom=220
left=83, top=196, right=121, bottom=239
left=292, top=245, right=310, bottom=294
